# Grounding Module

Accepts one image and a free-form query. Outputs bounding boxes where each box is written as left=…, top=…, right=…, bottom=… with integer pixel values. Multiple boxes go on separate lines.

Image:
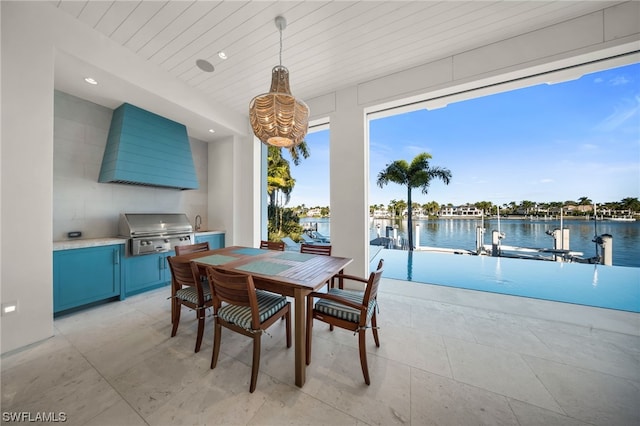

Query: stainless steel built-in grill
left=119, top=213, right=194, bottom=256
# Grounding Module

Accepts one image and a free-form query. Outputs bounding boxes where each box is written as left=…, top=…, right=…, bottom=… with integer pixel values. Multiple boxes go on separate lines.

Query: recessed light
left=84, top=77, right=98, bottom=85
left=208, top=129, right=215, bottom=134
left=196, top=59, right=214, bottom=72
left=218, top=51, right=227, bottom=60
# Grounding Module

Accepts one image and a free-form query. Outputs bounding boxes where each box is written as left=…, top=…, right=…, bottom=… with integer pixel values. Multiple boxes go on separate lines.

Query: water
left=372, top=249, right=640, bottom=312
left=300, top=217, right=640, bottom=311
left=299, top=217, right=640, bottom=268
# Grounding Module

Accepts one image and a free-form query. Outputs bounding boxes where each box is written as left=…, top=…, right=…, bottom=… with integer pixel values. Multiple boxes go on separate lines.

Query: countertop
left=53, top=237, right=128, bottom=251
left=194, top=230, right=225, bottom=236
left=53, top=230, right=225, bottom=251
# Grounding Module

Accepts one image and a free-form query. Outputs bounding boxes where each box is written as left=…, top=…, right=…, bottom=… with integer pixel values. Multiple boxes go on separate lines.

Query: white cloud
left=609, top=76, right=630, bottom=86
left=595, top=95, right=640, bottom=131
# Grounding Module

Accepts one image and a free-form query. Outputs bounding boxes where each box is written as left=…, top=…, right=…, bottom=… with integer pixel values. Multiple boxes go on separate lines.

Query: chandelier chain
left=279, top=26, right=283, bottom=66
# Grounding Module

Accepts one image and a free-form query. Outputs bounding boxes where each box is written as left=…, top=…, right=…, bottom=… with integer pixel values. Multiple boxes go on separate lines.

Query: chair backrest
left=167, top=255, right=203, bottom=294
left=362, top=259, right=384, bottom=307
left=260, top=240, right=285, bottom=251
left=206, top=267, right=260, bottom=329
left=300, top=243, right=332, bottom=256
left=175, top=242, right=210, bottom=256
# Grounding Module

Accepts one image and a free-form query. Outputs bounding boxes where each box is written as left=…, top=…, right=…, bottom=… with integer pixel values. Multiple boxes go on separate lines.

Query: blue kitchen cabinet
left=53, top=244, right=123, bottom=314
left=123, top=251, right=174, bottom=297
left=194, top=233, right=225, bottom=249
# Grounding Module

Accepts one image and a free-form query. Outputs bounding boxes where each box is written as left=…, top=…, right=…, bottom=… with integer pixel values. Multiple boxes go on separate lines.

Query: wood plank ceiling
left=51, top=1, right=619, bottom=134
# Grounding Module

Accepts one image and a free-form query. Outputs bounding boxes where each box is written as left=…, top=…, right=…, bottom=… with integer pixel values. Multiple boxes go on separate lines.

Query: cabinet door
left=123, top=251, right=174, bottom=297
left=53, top=245, right=122, bottom=313
left=195, top=233, right=225, bottom=249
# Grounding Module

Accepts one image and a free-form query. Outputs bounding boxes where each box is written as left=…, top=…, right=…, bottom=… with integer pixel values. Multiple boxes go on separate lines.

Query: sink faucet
left=194, top=215, right=202, bottom=231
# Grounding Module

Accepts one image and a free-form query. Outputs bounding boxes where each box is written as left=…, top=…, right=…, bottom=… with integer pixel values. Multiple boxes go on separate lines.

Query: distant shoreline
left=302, top=215, right=638, bottom=221
left=368, top=215, right=638, bottom=221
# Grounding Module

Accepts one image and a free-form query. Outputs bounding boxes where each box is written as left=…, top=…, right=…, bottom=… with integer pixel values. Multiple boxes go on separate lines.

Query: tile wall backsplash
left=53, top=91, right=209, bottom=241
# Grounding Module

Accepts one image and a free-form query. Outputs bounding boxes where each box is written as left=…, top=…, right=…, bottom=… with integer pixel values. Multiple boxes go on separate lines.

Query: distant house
left=439, top=204, right=482, bottom=217
left=306, top=208, right=323, bottom=217
left=564, top=204, right=594, bottom=215
left=401, top=208, right=427, bottom=218
left=372, top=208, right=391, bottom=218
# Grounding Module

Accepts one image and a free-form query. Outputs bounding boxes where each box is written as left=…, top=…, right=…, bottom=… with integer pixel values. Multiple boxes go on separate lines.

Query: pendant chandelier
left=249, top=16, right=309, bottom=148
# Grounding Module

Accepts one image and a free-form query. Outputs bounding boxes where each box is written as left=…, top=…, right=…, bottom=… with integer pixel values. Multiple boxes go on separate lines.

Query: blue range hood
left=99, top=103, right=199, bottom=190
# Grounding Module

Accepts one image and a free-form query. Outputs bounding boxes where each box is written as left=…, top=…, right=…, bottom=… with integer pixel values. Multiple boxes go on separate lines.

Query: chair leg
left=285, top=309, right=291, bottom=348
left=306, top=299, right=313, bottom=366
left=195, top=309, right=205, bottom=353
left=371, top=311, right=380, bottom=347
left=250, top=335, right=261, bottom=393
left=171, top=300, right=181, bottom=337
left=358, top=328, right=370, bottom=385
left=211, top=321, right=221, bottom=369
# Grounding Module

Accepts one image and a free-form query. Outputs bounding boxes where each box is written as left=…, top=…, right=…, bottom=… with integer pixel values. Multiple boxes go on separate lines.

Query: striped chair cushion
left=314, top=288, right=377, bottom=323
left=218, top=290, right=287, bottom=331
left=176, top=285, right=211, bottom=305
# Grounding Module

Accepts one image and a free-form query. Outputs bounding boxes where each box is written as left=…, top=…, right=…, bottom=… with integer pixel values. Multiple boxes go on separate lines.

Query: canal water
left=300, top=217, right=640, bottom=268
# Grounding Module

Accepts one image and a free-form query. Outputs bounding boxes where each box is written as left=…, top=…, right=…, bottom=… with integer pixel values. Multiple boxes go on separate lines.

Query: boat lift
left=475, top=226, right=613, bottom=265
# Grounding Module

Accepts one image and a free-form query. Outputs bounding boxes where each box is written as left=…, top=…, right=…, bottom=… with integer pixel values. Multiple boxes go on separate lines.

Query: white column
left=329, top=86, right=367, bottom=279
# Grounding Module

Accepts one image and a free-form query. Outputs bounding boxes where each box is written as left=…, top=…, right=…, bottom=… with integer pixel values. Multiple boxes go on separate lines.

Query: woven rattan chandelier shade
left=249, top=16, right=309, bottom=148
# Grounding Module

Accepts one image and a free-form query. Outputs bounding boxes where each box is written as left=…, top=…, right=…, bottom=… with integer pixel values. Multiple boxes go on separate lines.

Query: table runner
left=232, top=248, right=265, bottom=256
left=193, top=254, right=237, bottom=266
left=236, top=260, right=293, bottom=275
left=276, top=252, right=316, bottom=262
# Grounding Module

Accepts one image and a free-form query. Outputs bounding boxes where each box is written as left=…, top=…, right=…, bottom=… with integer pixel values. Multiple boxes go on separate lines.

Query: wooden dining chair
left=167, top=255, right=213, bottom=353
left=306, top=259, right=384, bottom=385
left=300, top=243, right=331, bottom=256
left=300, top=243, right=337, bottom=292
left=175, top=242, right=211, bottom=282
left=259, top=240, right=285, bottom=251
left=174, top=241, right=210, bottom=255
left=206, top=267, right=291, bottom=393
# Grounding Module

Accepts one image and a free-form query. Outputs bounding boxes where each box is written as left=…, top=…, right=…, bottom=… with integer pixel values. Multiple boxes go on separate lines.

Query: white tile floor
left=2, top=278, right=639, bottom=425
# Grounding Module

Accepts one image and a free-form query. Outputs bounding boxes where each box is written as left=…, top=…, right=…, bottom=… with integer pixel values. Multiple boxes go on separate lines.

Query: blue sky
left=286, top=62, right=639, bottom=208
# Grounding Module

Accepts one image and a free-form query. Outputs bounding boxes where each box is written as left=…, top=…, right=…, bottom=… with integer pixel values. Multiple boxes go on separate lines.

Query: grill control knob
left=164, top=239, right=170, bottom=243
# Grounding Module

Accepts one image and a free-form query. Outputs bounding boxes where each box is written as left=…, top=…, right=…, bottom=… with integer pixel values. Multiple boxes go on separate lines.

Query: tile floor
left=2, top=278, right=639, bottom=425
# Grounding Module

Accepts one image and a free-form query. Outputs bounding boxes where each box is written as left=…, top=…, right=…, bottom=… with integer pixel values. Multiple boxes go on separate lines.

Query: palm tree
left=521, top=200, right=535, bottom=214
left=578, top=196, right=592, bottom=206
left=377, top=152, right=451, bottom=250
left=266, top=142, right=311, bottom=237
left=388, top=199, right=402, bottom=217
left=620, top=197, right=640, bottom=212
left=422, top=201, right=440, bottom=216
left=267, top=146, right=295, bottom=233
left=475, top=201, right=493, bottom=216
left=286, top=140, right=310, bottom=166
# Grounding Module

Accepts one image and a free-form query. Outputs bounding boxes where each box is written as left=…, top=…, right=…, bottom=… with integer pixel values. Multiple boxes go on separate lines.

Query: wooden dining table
left=178, top=245, right=353, bottom=388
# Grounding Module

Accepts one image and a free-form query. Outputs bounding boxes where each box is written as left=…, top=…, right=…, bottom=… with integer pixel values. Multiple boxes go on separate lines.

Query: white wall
left=208, top=137, right=234, bottom=242
left=234, top=133, right=263, bottom=248
left=1, top=2, right=55, bottom=353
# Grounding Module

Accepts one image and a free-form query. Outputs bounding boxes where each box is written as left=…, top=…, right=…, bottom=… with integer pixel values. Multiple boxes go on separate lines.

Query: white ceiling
left=50, top=0, right=621, bottom=141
